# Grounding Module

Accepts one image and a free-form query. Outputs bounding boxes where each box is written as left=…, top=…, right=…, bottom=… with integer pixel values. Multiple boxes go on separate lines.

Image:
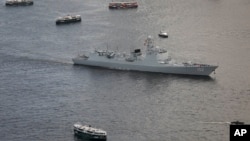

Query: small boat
left=158, top=31, right=168, bottom=38
left=73, top=123, right=107, bottom=140
left=5, top=0, right=33, bottom=6
left=230, top=121, right=245, bottom=125
left=109, top=1, right=138, bottom=9
left=56, top=15, right=81, bottom=25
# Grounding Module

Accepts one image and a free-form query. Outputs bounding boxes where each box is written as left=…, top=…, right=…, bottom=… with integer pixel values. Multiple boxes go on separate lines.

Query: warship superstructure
left=73, top=36, right=218, bottom=76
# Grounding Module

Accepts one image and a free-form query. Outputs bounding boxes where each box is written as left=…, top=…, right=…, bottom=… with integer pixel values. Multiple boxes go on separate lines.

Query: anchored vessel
left=73, top=123, right=107, bottom=140
left=56, top=15, right=81, bottom=25
left=109, top=1, right=138, bottom=9
left=230, top=121, right=245, bottom=125
left=73, top=36, right=218, bottom=76
left=5, top=0, right=33, bottom=6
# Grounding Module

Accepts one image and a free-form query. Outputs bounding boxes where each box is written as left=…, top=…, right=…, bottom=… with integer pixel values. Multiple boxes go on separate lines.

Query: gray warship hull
left=73, top=36, right=218, bottom=76
left=72, top=57, right=217, bottom=76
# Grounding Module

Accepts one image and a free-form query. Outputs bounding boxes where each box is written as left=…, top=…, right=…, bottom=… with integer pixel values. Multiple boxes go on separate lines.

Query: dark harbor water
left=1, top=0, right=250, bottom=141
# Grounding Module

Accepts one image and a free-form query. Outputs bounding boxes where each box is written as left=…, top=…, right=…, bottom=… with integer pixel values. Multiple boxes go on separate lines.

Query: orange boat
left=109, top=1, right=138, bottom=9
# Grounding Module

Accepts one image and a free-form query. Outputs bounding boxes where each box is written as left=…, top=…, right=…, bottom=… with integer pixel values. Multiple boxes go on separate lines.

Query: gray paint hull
left=72, top=58, right=217, bottom=76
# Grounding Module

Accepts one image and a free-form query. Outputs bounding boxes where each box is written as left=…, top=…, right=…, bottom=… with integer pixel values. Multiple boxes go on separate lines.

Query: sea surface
left=1, top=0, right=250, bottom=141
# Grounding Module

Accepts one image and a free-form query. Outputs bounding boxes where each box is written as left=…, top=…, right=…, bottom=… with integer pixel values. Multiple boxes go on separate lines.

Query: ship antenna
left=145, top=36, right=154, bottom=53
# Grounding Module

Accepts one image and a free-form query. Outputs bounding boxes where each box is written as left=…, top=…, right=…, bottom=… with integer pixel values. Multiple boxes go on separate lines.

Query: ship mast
left=145, top=36, right=156, bottom=55
left=143, top=36, right=158, bottom=62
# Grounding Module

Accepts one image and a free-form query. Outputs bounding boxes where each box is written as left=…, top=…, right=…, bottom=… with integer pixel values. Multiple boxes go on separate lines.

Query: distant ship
left=73, top=36, right=218, bottom=76
left=5, top=0, right=33, bottom=6
left=230, top=121, right=245, bottom=125
left=73, top=123, right=107, bottom=140
left=56, top=15, right=81, bottom=25
left=158, top=31, right=168, bottom=38
left=109, top=1, right=138, bottom=9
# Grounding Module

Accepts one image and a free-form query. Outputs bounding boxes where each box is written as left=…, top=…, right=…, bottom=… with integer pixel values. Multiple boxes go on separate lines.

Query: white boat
left=158, top=31, right=168, bottom=38
left=73, top=123, right=107, bottom=140
left=73, top=36, right=218, bottom=76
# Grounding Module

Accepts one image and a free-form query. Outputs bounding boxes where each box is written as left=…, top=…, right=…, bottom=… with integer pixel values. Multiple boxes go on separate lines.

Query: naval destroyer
left=72, top=36, right=218, bottom=76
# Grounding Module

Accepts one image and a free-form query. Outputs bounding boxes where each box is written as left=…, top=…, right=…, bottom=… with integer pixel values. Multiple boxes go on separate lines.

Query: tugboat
left=5, top=0, right=33, bottom=6
left=230, top=121, right=245, bottom=125
left=158, top=31, right=168, bottom=38
left=56, top=15, right=81, bottom=25
left=73, top=123, right=107, bottom=140
left=73, top=36, right=218, bottom=76
left=109, top=1, right=138, bottom=9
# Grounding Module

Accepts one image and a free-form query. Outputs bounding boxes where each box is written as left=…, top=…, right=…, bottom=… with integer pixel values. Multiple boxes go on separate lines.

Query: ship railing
left=183, top=62, right=213, bottom=67
left=125, top=57, right=135, bottom=62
